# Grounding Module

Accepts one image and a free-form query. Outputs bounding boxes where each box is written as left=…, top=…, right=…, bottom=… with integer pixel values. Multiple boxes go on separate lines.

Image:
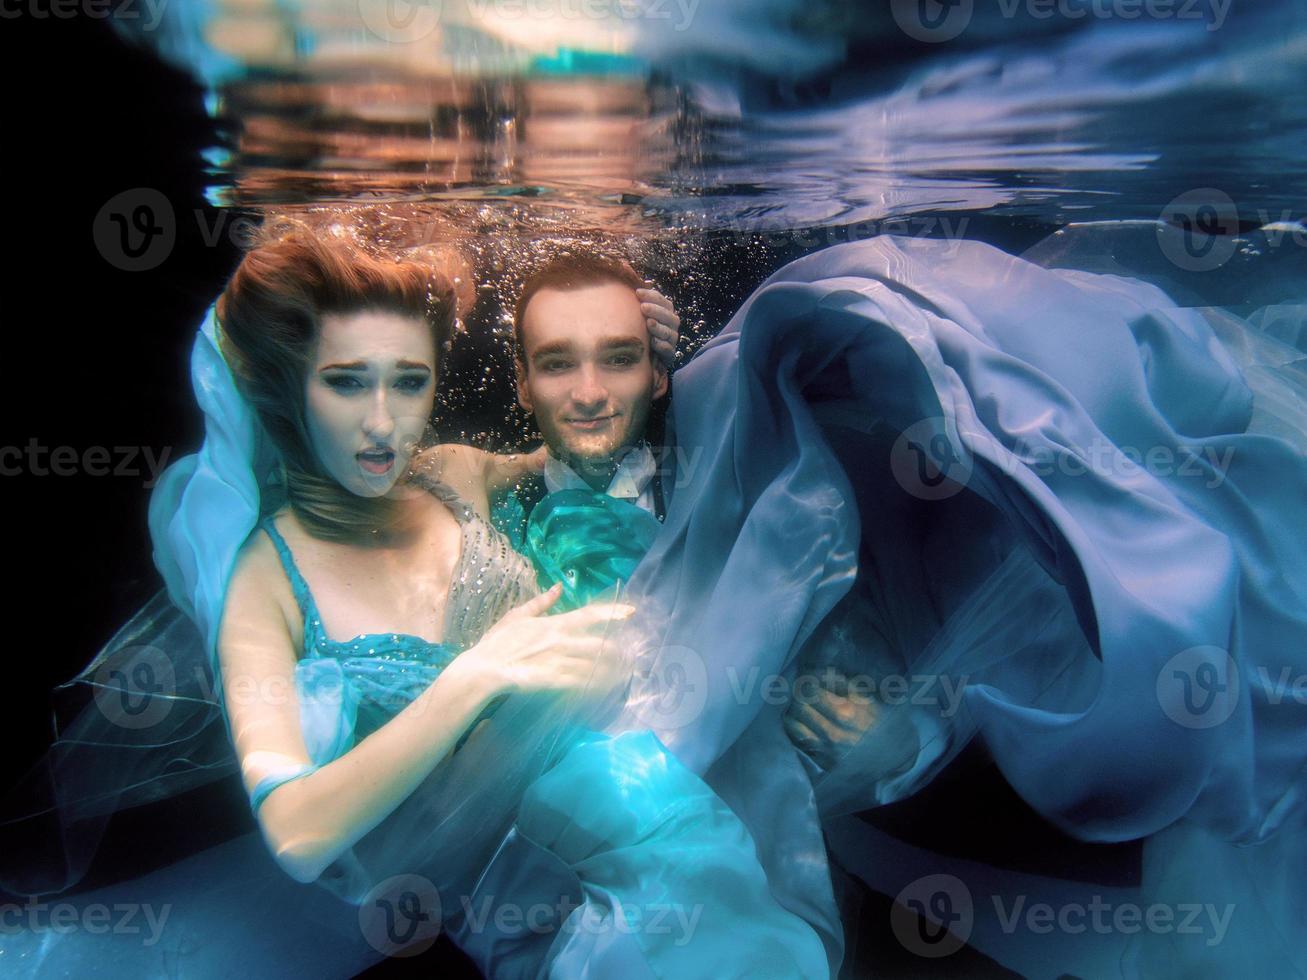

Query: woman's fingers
left=555, top=601, right=636, bottom=629
left=635, top=287, right=680, bottom=367
left=506, top=583, right=562, bottom=620
left=524, top=444, right=548, bottom=473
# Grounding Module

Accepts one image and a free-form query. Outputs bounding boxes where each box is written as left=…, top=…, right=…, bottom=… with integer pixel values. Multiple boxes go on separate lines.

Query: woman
left=0, top=229, right=831, bottom=979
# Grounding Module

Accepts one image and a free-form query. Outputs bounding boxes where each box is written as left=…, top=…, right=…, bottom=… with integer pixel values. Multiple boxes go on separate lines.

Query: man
left=496, top=248, right=922, bottom=977
left=499, top=252, right=679, bottom=528
left=505, top=249, right=881, bottom=766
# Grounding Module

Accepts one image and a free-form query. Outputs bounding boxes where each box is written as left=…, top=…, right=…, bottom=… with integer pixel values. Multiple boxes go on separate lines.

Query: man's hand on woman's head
left=637, top=284, right=680, bottom=369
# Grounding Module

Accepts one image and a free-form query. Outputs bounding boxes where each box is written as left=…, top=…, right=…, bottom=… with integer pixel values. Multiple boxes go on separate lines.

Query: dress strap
left=407, top=470, right=476, bottom=525
left=259, top=519, right=318, bottom=628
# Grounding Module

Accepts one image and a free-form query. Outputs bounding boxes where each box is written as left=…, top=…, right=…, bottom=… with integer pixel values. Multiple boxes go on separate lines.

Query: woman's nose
left=363, top=393, right=396, bottom=440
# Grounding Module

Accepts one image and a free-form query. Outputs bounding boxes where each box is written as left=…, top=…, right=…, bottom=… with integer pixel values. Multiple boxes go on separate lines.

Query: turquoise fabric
left=241, top=522, right=830, bottom=978
left=522, top=489, right=662, bottom=611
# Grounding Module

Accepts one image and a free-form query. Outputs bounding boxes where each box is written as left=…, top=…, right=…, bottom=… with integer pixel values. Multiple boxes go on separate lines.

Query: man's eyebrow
left=597, top=336, right=646, bottom=351
left=529, top=341, right=576, bottom=361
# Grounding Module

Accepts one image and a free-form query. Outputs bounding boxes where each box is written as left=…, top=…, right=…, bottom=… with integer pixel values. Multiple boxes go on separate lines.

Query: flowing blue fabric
left=149, top=306, right=274, bottom=665
left=9, top=232, right=1307, bottom=979
left=612, top=234, right=1307, bottom=976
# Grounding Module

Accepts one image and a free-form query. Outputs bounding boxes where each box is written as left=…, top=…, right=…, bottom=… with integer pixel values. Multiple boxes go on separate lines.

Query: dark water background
left=3, top=3, right=1305, bottom=975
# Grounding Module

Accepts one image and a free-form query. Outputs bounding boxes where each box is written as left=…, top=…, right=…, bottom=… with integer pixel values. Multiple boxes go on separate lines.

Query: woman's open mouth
left=357, top=448, right=396, bottom=474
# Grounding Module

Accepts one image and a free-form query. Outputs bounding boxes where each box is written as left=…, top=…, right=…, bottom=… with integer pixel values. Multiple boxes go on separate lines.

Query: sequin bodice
left=261, top=479, right=538, bottom=665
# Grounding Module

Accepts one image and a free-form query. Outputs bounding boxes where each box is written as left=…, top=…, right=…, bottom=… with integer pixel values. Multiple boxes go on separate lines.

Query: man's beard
left=552, top=424, right=644, bottom=486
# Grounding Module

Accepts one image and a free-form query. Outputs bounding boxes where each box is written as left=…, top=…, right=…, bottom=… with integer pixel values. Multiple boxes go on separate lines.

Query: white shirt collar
left=543, top=444, right=658, bottom=514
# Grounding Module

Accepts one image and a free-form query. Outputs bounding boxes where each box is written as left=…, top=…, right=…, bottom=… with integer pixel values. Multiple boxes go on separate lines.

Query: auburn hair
left=512, top=252, right=645, bottom=366
left=216, top=231, right=457, bottom=541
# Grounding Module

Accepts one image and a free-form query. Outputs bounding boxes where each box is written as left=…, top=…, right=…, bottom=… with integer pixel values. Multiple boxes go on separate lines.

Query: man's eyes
left=536, top=353, right=640, bottom=371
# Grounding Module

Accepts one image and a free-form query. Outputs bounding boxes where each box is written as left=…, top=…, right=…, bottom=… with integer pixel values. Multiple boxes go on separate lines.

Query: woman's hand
left=461, top=584, right=633, bottom=699
left=636, top=284, right=680, bottom=369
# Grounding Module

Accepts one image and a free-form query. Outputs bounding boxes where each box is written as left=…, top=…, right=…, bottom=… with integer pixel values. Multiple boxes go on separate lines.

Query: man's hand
left=636, top=284, right=680, bottom=369
left=783, top=665, right=880, bottom=772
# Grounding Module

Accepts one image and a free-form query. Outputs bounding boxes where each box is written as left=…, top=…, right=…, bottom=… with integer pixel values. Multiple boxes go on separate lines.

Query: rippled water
left=113, top=0, right=1307, bottom=232
left=104, top=0, right=1307, bottom=449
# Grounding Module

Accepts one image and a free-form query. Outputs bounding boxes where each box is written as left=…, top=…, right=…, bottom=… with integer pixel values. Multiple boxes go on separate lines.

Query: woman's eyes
left=394, top=375, right=430, bottom=393
left=322, top=374, right=430, bottom=393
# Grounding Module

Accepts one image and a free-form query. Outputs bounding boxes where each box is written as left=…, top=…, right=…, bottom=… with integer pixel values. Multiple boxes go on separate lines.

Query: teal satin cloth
left=522, top=489, right=662, bottom=611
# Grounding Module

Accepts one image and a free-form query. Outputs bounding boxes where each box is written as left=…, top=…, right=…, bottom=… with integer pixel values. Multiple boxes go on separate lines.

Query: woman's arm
left=413, top=443, right=546, bottom=519
left=218, top=534, right=504, bottom=884
left=219, top=537, right=629, bottom=885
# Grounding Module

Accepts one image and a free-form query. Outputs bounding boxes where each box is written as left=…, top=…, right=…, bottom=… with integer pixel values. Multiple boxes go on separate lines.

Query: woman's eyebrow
left=318, top=360, right=432, bottom=371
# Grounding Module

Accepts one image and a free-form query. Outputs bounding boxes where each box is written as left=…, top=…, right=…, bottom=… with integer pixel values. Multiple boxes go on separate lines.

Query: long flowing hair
left=216, top=230, right=457, bottom=541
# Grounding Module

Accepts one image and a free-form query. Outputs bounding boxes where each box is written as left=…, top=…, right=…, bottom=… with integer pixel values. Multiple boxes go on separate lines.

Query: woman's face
left=304, top=309, right=437, bottom=498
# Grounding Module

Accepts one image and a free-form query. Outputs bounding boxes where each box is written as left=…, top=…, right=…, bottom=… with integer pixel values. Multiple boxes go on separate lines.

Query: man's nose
left=570, top=366, right=608, bottom=409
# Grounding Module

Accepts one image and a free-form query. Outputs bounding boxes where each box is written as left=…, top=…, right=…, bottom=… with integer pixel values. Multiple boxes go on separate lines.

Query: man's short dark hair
left=513, top=252, right=645, bottom=365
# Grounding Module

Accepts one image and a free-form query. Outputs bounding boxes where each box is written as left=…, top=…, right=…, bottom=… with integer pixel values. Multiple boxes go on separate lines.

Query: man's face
left=516, top=281, right=667, bottom=477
